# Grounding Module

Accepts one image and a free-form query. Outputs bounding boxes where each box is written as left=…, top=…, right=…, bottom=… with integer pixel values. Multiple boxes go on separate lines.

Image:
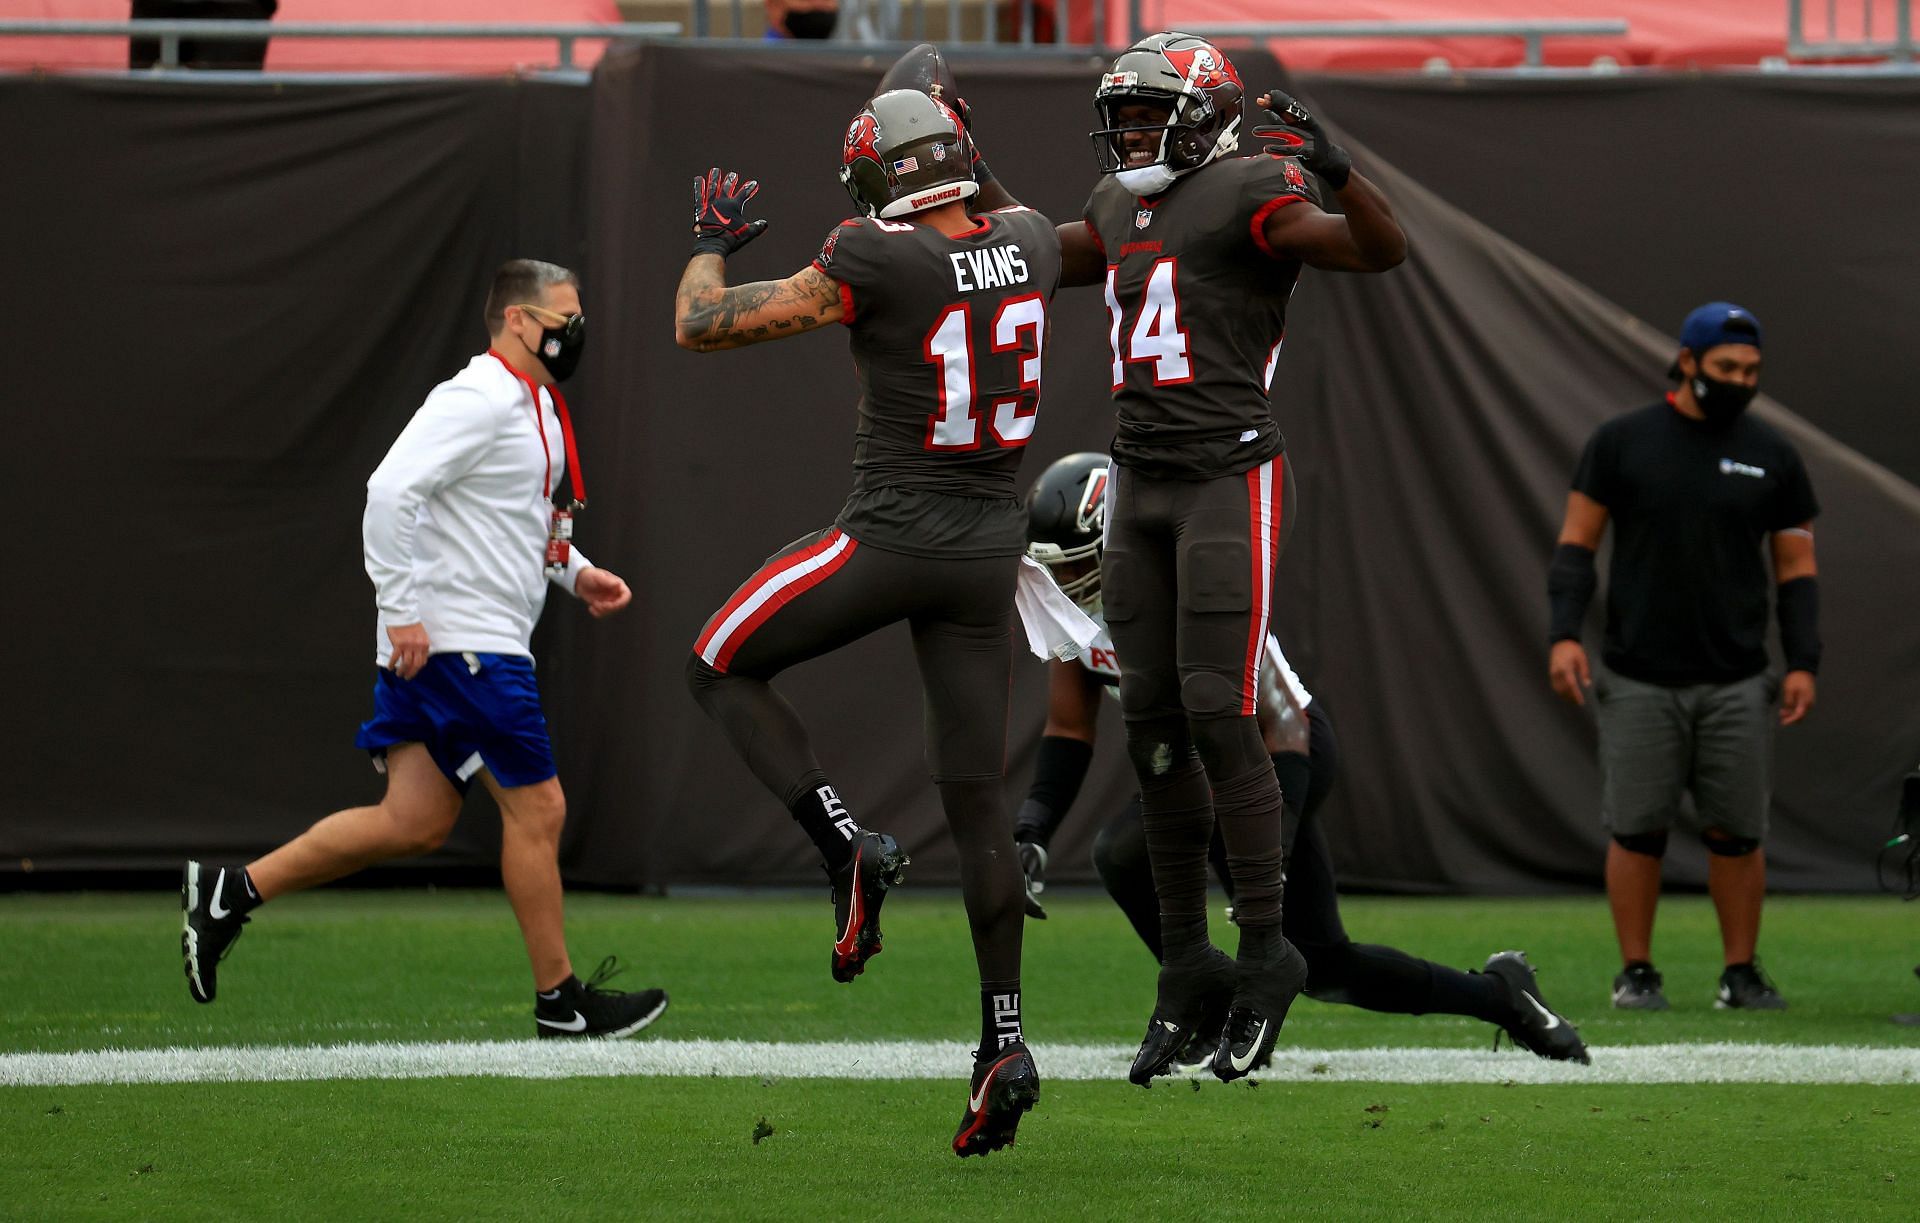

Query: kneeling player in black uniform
left=674, top=87, right=1060, bottom=1155
left=1018, top=453, right=1590, bottom=1067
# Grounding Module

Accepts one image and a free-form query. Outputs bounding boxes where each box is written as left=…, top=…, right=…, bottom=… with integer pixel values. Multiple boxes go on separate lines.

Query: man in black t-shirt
left=673, top=88, right=1061, bottom=1157
left=1548, top=302, right=1821, bottom=1013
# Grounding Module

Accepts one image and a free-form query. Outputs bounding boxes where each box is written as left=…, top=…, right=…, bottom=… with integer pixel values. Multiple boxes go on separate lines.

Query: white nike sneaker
left=534, top=955, right=668, bottom=1040
left=181, top=860, right=252, bottom=1005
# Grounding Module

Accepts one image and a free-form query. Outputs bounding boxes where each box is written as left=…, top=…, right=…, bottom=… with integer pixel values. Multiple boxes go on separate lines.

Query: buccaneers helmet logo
left=1163, top=43, right=1238, bottom=89
left=843, top=112, right=881, bottom=166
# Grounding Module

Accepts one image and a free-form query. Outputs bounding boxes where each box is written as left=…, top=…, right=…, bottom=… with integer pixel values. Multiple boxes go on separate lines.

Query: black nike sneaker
left=828, top=831, right=910, bottom=983
left=1129, top=946, right=1235, bottom=1086
left=1612, top=961, right=1670, bottom=1011
left=1483, top=950, right=1591, bottom=1064
left=952, top=1041, right=1040, bottom=1158
left=535, top=956, right=669, bottom=1039
left=181, top=860, right=252, bottom=1004
left=1016, top=839, right=1048, bottom=920
left=1716, top=961, right=1788, bottom=1011
left=1211, top=936, right=1309, bottom=1083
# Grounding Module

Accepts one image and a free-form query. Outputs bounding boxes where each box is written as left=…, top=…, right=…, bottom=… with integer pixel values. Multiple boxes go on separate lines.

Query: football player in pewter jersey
left=975, top=32, right=1407, bottom=1084
left=1017, top=453, right=1590, bottom=1071
left=673, top=87, right=1062, bottom=1157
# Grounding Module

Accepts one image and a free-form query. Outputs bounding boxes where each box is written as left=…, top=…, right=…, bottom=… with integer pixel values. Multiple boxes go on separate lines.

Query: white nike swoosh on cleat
left=208, top=871, right=231, bottom=920
left=1158, top=1020, right=1179, bottom=1034
left=1228, top=1019, right=1270, bottom=1073
left=1521, top=992, right=1562, bottom=1030
left=969, top=1053, right=1017, bottom=1113
left=537, top=1011, right=588, bottom=1033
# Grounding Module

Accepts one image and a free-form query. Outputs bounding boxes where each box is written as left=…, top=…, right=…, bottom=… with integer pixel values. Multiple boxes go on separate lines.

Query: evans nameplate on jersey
left=949, top=244, right=1031, bottom=293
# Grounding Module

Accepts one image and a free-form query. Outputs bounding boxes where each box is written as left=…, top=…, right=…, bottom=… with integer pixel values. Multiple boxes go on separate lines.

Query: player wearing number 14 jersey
left=979, top=31, right=1406, bottom=1084
left=674, top=87, right=1060, bottom=1156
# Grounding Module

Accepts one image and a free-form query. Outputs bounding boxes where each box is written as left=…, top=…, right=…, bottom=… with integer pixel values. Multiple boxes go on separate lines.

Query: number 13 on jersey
left=923, top=294, right=1048, bottom=450
left=1106, top=258, right=1192, bottom=388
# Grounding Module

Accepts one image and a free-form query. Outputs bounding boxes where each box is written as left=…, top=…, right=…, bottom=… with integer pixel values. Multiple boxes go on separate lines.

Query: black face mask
left=783, top=9, right=837, bottom=38
left=1689, top=371, right=1757, bottom=427
left=532, top=314, right=586, bottom=383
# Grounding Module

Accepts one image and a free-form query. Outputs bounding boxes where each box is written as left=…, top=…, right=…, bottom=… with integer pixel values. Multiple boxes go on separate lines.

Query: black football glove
left=691, top=167, right=770, bottom=258
left=1250, top=90, right=1353, bottom=191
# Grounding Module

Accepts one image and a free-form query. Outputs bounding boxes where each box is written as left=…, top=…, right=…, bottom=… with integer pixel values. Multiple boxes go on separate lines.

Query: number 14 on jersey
left=1107, top=259, right=1192, bottom=387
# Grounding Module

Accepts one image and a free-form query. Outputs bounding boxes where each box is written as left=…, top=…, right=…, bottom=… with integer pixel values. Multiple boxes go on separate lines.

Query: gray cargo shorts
left=1593, top=664, right=1778, bottom=840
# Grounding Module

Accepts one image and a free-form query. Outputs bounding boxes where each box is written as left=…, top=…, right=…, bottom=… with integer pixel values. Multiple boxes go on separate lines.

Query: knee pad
left=1188, top=713, right=1269, bottom=780
left=1179, top=670, right=1243, bottom=720
left=1123, top=716, right=1193, bottom=782
left=1701, top=829, right=1761, bottom=857
left=1612, top=829, right=1669, bottom=858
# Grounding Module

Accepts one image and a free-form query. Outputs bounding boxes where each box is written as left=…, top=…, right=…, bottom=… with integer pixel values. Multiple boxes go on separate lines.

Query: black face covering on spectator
left=537, top=317, right=586, bottom=383
left=1690, top=371, right=1758, bottom=427
left=784, top=10, right=837, bottom=38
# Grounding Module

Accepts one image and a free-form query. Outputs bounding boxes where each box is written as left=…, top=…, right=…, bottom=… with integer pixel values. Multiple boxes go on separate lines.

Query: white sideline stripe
left=4, top=1040, right=1919, bottom=1088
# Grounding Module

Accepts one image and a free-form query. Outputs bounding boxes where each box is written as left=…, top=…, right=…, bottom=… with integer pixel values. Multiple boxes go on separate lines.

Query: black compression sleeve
left=1547, top=543, right=1597, bottom=643
left=1776, top=575, right=1821, bottom=674
left=1015, top=735, right=1095, bottom=845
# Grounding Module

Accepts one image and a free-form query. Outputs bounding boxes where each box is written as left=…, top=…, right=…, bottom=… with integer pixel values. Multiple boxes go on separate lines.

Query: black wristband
left=1019, top=735, right=1094, bottom=845
left=1776, top=575, right=1820, bottom=674
left=1547, top=542, right=1597, bottom=644
left=690, top=238, right=732, bottom=259
left=973, top=153, right=994, bottom=184
left=1014, top=798, right=1057, bottom=846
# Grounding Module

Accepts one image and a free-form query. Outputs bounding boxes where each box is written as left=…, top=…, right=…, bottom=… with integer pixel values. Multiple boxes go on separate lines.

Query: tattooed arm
left=674, top=256, right=845, bottom=352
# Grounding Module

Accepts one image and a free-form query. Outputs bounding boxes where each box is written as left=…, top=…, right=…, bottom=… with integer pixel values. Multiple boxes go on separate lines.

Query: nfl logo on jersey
left=1134, top=208, right=1153, bottom=229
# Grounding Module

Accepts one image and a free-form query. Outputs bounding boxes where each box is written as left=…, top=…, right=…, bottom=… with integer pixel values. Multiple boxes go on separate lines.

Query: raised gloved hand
left=1251, top=90, right=1353, bottom=191
left=691, top=167, right=770, bottom=258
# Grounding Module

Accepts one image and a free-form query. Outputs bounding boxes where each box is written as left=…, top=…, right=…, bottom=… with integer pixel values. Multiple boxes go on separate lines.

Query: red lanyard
left=488, top=349, right=587, bottom=507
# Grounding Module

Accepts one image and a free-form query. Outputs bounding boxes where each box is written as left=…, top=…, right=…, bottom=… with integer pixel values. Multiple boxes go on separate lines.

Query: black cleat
left=1612, top=961, right=1670, bottom=1011
left=1016, top=840, right=1049, bottom=920
left=1716, top=961, right=1788, bottom=1011
left=953, top=1041, right=1040, bottom=1157
left=535, top=956, right=669, bottom=1039
left=1212, top=937, right=1308, bottom=1083
left=828, top=831, right=910, bottom=983
left=1483, top=950, right=1590, bottom=1064
left=1129, top=947, right=1235, bottom=1086
left=181, top=860, right=251, bottom=1004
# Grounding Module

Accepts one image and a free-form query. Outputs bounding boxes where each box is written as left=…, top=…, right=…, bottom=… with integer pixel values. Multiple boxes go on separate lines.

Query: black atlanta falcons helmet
left=1090, top=31, right=1244, bottom=181
left=1026, top=452, right=1110, bottom=610
left=840, top=88, right=978, bottom=220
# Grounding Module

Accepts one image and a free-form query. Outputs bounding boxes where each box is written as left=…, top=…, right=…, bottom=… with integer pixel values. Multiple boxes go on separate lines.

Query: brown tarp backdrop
left=5, top=47, right=1917, bottom=893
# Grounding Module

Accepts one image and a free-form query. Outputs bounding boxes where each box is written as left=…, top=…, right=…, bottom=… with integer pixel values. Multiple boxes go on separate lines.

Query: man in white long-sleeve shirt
left=181, top=260, right=668, bottom=1040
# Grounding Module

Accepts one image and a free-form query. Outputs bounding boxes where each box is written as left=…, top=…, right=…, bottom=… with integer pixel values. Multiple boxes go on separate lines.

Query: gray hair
left=484, top=259, right=578, bottom=333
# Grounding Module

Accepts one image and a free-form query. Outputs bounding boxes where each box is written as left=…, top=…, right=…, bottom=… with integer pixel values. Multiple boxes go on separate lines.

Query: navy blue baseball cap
left=1668, top=301, right=1763, bottom=378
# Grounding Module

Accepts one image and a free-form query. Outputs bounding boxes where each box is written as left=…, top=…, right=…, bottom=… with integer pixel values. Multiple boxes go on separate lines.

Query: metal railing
left=1178, top=19, right=1632, bottom=70
left=1, top=12, right=1633, bottom=70
left=1788, top=0, right=1915, bottom=62
left=0, top=20, right=682, bottom=72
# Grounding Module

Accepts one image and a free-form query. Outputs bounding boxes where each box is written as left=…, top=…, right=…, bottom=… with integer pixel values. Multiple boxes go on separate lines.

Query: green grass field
left=4, top=890, right=1919, bottom=1219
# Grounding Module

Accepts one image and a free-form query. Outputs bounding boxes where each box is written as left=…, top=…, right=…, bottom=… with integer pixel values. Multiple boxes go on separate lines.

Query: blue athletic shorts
left=354, top=652, right=556, bottom=793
